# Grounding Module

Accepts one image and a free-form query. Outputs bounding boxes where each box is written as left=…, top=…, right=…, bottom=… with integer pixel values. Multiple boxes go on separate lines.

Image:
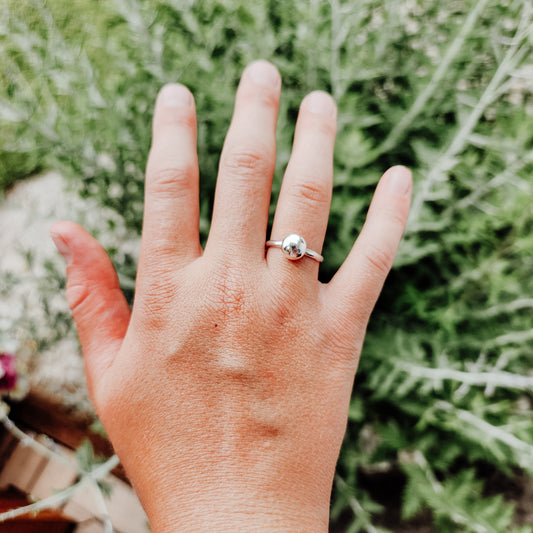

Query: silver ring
left=266, top=234, right=323, bottom=262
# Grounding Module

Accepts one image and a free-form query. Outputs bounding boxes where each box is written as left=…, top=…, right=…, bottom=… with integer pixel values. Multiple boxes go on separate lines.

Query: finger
left=268, top=91, right=337, bottom=278
left=142, top=83, right=200, bottom=270
left=50, top=221, right=131, bottom=394
left=206, top=60, right=281, bottom=261
left=326, top=166, right=412, bottom=332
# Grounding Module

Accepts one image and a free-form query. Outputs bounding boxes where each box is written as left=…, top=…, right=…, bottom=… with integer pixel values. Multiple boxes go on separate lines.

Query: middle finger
left=206, top=60, right=281, bottom=262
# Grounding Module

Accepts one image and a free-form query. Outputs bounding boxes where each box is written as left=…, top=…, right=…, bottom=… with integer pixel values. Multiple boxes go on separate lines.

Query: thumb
left=50, top=221, right=131, bottom=393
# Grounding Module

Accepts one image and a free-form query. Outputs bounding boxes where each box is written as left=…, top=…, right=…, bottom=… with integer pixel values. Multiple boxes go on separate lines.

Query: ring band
left=266, top=234, right=323, bottom=262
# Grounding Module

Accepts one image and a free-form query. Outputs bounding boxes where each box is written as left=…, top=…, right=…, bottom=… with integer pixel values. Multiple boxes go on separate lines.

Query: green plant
left=1, top=0, right=532, bottom=530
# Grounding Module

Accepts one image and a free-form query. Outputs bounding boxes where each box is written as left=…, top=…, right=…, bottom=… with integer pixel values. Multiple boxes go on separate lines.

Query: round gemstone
left=281, top=234, right=306, bottom=260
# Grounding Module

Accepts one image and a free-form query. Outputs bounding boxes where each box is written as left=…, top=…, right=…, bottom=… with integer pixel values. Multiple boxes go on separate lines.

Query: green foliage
left=75, top=438, right=113, bottom=496
left=2, top=0, right=533, bottom=530
left=76, top=438, right=105, bottom=473
left=89, top=418, right=108, bottom=440
left=401, top=457, right=531, bottom=533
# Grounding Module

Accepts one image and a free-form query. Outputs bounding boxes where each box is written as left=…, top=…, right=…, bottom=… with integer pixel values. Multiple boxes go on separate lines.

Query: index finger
left=141, top=83, right=201, bottom=272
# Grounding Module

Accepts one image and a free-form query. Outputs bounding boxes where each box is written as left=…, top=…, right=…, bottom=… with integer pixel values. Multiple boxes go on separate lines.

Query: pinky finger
left=326, top=166, right=412, bottom=330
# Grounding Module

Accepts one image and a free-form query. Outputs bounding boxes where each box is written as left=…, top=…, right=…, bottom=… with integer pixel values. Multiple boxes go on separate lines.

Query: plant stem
left=93, top=478, right=114, bottom=533
left=408, top=3, right=532, bottom=228
left=1, top=412, right=76, bottom=470
left=408, top=451, right=496, bottom=533
left=0, top=454, right=119, bottom=522
left=373, top=0, right=490, bottom=160
left=335, top=475, right=380, bottom=533
left=473, top=298, right=533, bottom=318
left=397, top=362, right=533, bottom=391
left=436, top=400, right=533, bottom=467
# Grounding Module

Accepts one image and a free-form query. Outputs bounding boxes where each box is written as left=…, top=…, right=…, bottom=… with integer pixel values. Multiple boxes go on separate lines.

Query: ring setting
left=266, top=234, right=323, bottom=262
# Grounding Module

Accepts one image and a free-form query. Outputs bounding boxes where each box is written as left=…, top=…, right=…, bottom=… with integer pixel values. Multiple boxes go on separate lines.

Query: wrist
left=148, top=494, right=329, bottom=533
left=136, top=468, right=331, bottom=533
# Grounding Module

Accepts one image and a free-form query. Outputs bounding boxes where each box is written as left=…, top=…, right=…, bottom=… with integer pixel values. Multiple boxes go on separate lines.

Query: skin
left=50, top=60, right=412, bottom=532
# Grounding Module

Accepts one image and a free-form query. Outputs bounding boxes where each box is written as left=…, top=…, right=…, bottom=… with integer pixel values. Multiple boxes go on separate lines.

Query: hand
left=50, top=60, right=412, bottom=532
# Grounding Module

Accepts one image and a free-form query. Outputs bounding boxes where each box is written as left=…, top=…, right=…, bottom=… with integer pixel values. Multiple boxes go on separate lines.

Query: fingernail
left=302, top=91, right=337, bottom=118
left=387, top=166, right=412, bottom=196
left=159, top=84, right=194, bottom=108
left=246, top=60, right=281, bottom=88
left=50, top=232, right=73, bottom=265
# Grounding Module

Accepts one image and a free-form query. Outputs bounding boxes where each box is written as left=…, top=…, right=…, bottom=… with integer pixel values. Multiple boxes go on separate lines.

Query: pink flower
left=0, top=353, right=17, bottom=391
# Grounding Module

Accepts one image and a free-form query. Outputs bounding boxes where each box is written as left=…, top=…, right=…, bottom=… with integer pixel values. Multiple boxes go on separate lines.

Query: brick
left=73, top=518, right=105, bottom=533
left=0, top=441, right=47, bottom=492
left=30, top=456, right=78, bottom=499
left=63, top=473, right=150, bottom=532
left=62, top=484, right=100, bottom=522
left=104, top=476, right=150, bottom=533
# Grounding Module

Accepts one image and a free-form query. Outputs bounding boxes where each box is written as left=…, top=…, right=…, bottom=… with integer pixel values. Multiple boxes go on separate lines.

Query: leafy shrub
left=1, top=0, right=532, bottom=530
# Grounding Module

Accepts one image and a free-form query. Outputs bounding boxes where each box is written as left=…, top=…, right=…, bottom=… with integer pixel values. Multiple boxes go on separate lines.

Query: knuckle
left=66, top=281, right=92, bottom=313
left=363, top=244, right=395, bottom=276
left=220, top=145, right=273, bottom=181
left=253, top=89, right=280, bottom=111
left=382, top=206, right=408, bottom=228
left=288, top=179, right=331, bottom=209
left=300, top=111, right=337, bottom=137
left=312, top=118, right=337, bottom=138
left=66, top=281, right=116, bottom=325
left=157, top=107, right=196, bottom=131
left=148, top=164, right=197, bottom=197
left=240, top=82, right=280, bottom=110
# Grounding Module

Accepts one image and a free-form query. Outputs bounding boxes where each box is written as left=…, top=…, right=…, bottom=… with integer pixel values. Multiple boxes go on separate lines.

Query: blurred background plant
left=1, top=0, right=532, bottom=531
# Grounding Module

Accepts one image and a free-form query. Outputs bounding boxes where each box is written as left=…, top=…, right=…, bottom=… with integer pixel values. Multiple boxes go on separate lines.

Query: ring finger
left=268, top=91, right=337, bottom=279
